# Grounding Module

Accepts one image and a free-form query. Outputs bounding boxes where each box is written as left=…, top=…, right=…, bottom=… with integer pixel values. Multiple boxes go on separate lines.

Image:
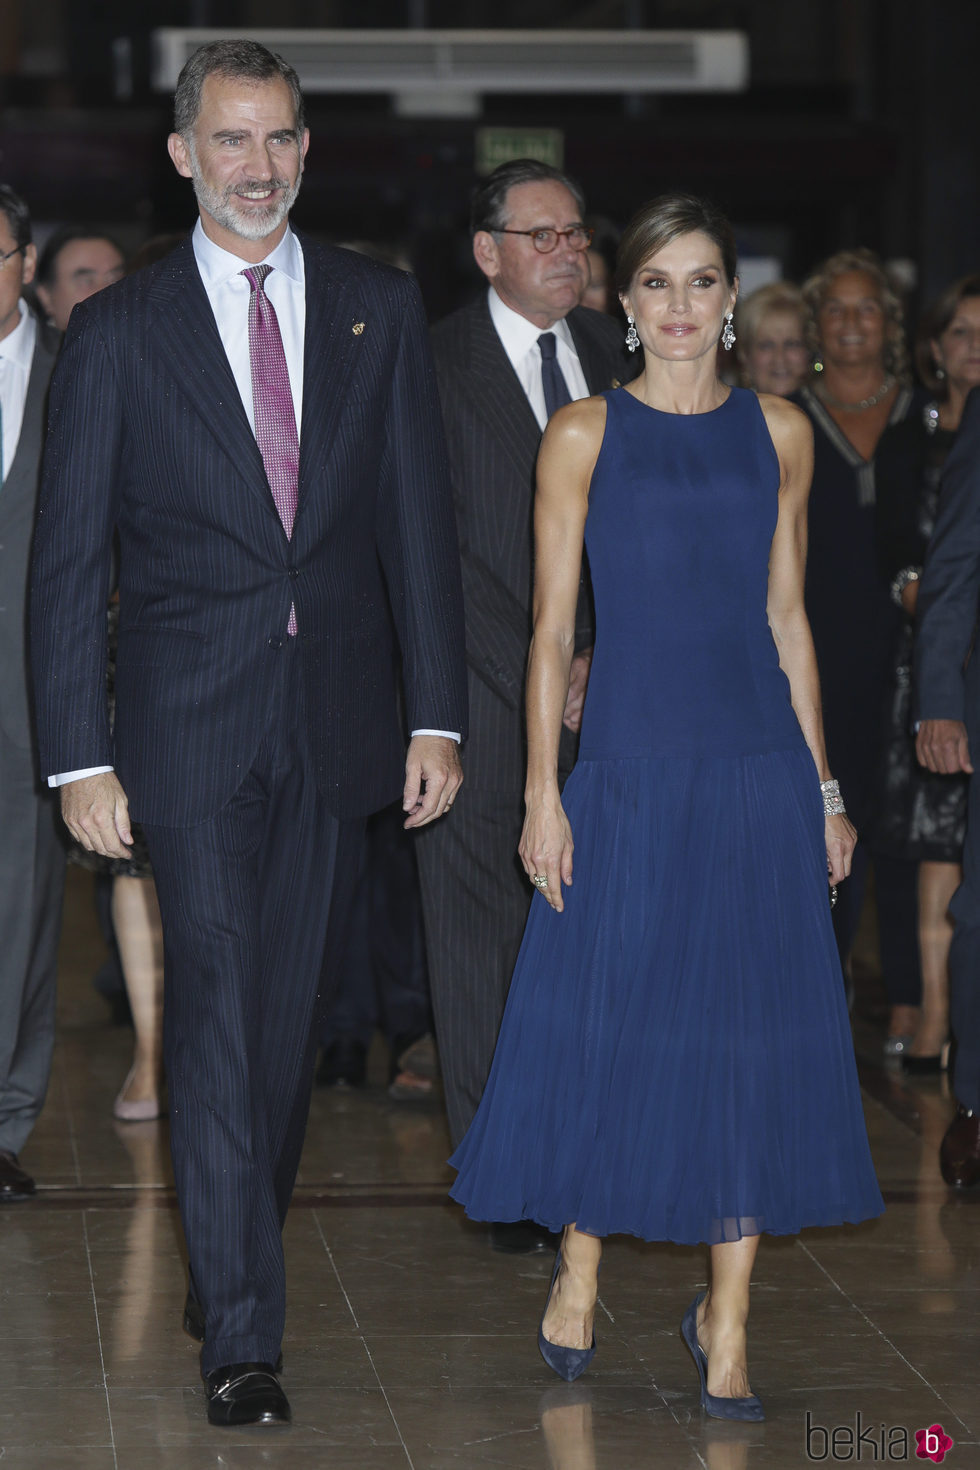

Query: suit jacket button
left=288, top=568, right=299, bottom=580
left=269, top=636, right=283, bottom=649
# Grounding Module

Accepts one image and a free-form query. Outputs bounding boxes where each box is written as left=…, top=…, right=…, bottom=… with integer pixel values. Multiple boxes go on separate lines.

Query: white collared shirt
left=0, top=301, right=37, bottom=481
left=487, top=286, right=590, bottom=431
left=192, top=218, right=305, bottom=436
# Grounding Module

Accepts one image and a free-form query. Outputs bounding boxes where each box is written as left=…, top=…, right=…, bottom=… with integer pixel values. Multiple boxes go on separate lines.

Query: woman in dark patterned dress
left=872, top=275, right=980, bottom=1069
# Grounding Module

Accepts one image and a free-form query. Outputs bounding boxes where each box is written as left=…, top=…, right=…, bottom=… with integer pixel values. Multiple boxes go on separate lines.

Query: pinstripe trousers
left=144, top=643, right=359, bottom=1373
left=415, top=785, right=532, bottom=1150
left=0, top=727, right=66, bottom=1156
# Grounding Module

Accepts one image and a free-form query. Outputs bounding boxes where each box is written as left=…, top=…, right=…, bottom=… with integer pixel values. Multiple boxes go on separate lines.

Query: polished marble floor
left=1, top=867, right=978, bottom=1469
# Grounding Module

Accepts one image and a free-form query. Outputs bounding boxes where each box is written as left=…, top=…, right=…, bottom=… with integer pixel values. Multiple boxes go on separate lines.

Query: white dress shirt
left=50, top=221, right=456, bottom=787
left=192, top=218, right=305, bottom=437
left=487, top=286, right=590, bottom=431
left=0, top=301, right=37, bottom=482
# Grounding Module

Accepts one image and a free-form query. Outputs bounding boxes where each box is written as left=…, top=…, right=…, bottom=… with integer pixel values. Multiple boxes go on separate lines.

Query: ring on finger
left=532, top=873, right=548, bottom=889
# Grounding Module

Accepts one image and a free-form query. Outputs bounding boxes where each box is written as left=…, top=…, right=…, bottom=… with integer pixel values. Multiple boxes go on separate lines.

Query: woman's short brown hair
left=915, top=273, right=980, bottom=397
left=801, top=247, right=909, bottom=382
left=614, top=193, right=737, bottom=296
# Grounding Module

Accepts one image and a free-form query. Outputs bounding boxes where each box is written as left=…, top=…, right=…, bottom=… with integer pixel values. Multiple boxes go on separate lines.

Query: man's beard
left=187, top=142, right=302, bottom=243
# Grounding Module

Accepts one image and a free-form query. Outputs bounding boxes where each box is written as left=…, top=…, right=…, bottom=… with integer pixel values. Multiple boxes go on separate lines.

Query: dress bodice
left=579, top=386, right=804, bottom=759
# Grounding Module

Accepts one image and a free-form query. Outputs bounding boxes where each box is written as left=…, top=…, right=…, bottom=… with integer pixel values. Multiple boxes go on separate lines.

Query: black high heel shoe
left=680, top=1294, right=764, bottom=1422
left=901, top=1041, right=951, bottom=1076
left=537, top=1249, right=597, bottom=1382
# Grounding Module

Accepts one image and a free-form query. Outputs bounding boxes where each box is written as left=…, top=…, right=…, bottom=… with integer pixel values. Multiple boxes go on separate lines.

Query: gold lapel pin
left=352, top=321, right=365, bottom=335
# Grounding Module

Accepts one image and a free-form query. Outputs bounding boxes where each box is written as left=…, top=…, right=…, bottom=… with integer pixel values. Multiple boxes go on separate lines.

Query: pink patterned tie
left=242, top=264, right=299, bottom=636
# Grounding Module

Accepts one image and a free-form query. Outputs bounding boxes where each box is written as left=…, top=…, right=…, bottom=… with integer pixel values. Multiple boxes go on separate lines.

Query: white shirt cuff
left=48, top=766, right=114, bottom=788
left=47, top=737, right=462, bottom=789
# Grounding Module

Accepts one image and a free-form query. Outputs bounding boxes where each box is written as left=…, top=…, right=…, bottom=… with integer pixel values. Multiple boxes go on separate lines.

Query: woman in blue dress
left=448, top=194, right=884, bottom=1420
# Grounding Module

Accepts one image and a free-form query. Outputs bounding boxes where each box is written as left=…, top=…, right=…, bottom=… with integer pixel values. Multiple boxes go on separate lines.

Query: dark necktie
left=242, top=263, right=299, bottom=636
left=538, top=331, right=573, bottom=420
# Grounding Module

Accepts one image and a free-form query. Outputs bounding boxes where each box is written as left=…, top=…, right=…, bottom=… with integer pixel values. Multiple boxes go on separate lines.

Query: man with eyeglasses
left=415, top=158, right=635, bottom=1254
left=0, top=184, right=66, bottom=1205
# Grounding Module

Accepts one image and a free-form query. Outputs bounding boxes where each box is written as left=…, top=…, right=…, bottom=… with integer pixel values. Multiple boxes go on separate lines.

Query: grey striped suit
left=0, top=320, right=65, bottom=1159
left=415, top=295, right=634, bottom=1149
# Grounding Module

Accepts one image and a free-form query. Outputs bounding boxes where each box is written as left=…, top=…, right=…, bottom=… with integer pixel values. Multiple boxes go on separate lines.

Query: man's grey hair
left=174, top=39, right=305, bottom=137
left=470, top=159, right=586, bottom=236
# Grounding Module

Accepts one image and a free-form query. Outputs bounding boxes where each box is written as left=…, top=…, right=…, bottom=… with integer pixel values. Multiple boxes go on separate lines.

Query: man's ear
left=21, top=241, right=37, bottom=289
left=168, top=132, right=194, bottom=180
left=472, top=230, right=500, bottom=283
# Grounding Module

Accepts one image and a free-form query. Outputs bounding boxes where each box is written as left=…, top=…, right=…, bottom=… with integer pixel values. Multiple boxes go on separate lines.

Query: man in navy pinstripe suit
left=31, top=40, right=466, bottom=1426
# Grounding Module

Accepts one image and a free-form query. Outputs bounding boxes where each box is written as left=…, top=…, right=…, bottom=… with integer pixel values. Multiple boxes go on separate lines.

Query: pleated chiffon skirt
left=449, top=746, right=884, bottom=1246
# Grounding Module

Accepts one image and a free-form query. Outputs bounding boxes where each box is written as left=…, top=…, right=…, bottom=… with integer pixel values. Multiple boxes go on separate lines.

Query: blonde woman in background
left=735, top=281, right=809, bottom=397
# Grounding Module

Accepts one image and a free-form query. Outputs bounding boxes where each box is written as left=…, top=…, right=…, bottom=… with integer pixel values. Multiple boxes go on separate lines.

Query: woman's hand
left=519, top=796, right=574, bottom=913
left=825, top=812, right=857, bottom=886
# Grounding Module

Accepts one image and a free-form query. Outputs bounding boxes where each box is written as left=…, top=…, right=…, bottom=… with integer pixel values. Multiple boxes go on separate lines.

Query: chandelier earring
left=721, top=313, right=736, bottom=351
left=625, top=314, right=639, bottom=353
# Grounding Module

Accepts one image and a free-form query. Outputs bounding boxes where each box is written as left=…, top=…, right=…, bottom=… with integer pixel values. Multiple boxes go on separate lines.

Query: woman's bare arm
left=761, top=393, right=856, bottom=884
left=519, top=395, right=606, bottom=911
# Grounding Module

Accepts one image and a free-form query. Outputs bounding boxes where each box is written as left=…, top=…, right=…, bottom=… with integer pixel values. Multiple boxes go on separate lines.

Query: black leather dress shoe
left=489, top=1219, right=556, bottom=1254
left=940, top=1104, right=980, bottom=1188
left=205, top=1362, right=290, bottom=1427
left=0, top=1150, right=36, bottom=1203
left=183, top=1289, right=205, bottom=1341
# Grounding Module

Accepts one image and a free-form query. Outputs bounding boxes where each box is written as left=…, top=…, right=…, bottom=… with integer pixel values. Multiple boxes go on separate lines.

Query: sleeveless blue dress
left=449, top=387, right=884, bottom=1246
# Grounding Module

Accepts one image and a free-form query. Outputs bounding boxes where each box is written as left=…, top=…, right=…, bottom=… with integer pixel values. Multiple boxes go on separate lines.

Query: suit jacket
left=0, top=319, right=60, bottom=756
left=431, top=295, right=633, bottom=791
left=30, top=235, right=467, bottom=825
left=915, top=386, right=980, bottom=738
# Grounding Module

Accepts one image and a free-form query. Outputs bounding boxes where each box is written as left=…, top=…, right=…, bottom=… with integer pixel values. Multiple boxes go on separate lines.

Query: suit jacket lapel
left=1, top=325, right=58, bottom=514
left=458, top=298, right=543, bottom=481
left=569, top=309, right=623, bottom=395
left=147, top=241, right=272, bottom=513
left=295, top=239, right=359, bottom=494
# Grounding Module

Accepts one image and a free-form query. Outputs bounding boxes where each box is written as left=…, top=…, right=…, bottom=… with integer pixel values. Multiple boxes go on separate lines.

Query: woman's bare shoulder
left=543, top=392, right=609, bottom=452
left=757, top=392, right=812, bottom=450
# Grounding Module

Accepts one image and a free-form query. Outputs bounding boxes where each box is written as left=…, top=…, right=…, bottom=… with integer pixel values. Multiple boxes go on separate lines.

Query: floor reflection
left=912, top=1084, right=957, bottom=1303
left=537, top=1386, right=765, bottom=1470
left=108, top=1118, right=173, bottom=1362
left=699, top=1419, right=763, bottom=1470
left=539, top=1387, right=596, bottom=1470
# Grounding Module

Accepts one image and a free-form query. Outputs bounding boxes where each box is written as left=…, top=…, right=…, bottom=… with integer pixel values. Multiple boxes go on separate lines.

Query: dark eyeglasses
left=0, top=245, right=25, bottom=272
left=494, top=226, right=594, bottom=255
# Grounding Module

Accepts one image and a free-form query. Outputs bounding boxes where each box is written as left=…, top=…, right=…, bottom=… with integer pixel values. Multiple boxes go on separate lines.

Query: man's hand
left=403, top=736, right=463, bottom=829
left=60, top=772, right=133, bottom=858
left=916, top=719, right=973, bottom=774
left=562, top=650, right=593, bottom=733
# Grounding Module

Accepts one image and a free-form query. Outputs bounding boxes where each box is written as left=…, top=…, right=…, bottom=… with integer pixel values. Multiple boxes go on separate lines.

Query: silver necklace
left=814, top=376, right=895, bottom=412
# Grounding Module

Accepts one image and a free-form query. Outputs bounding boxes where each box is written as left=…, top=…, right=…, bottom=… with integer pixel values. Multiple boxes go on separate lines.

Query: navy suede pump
left=680, top=1293, right=764, bottom=1422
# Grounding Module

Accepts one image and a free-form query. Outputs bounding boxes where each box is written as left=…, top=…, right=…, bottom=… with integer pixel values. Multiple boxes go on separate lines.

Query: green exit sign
left=475, top=128, right=565, bottom=175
